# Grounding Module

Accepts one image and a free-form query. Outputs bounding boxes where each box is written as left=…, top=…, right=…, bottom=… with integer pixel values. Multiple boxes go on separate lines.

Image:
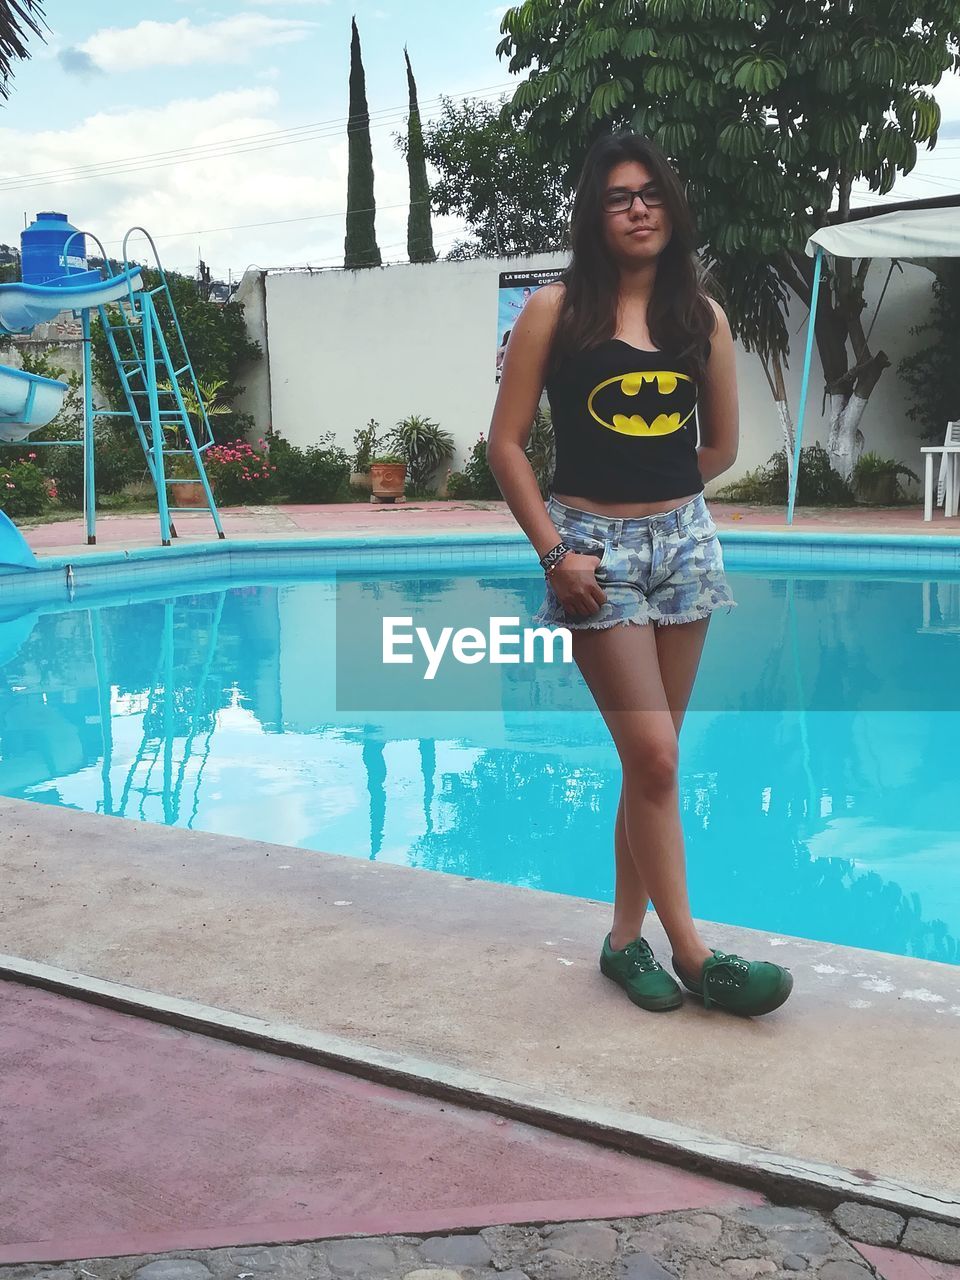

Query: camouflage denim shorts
left=533, top=492, right=738, bottom=631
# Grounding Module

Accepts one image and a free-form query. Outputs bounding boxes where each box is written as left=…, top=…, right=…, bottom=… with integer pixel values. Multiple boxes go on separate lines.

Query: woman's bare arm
left=697, top=299, right=739, bottom=483
left=486, top=284, right=606, bottom=618
left=487, top=285, right=568, bottom=557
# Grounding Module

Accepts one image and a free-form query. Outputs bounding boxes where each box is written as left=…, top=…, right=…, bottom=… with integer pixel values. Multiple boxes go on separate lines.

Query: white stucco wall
left=235, top=252, right=940, bottom=497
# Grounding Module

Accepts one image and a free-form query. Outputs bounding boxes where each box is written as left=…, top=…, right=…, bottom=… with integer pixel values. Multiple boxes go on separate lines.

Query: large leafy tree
left=344, top=16, right=382, bottom=269
left=498, top=0, right=960, bottom=482
left=408, top=94, right=571, bottom=259
left=0, top=0, right=44, bottom=96
left=403, top=47, right=436, bottom=263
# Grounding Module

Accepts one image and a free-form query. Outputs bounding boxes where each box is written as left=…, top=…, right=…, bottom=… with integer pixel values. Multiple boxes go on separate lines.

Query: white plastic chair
left=921, top=420, right=960, bottom=520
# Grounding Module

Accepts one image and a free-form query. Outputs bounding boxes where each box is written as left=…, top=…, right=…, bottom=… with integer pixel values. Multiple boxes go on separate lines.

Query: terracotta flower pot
left=370, top=462, right=406, bottom=502
left=169, top=480, right=207, bottom=508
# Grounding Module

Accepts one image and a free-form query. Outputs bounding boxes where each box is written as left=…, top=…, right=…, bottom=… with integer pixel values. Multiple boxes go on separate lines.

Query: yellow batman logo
left=587, top=370, right=696, bottom=437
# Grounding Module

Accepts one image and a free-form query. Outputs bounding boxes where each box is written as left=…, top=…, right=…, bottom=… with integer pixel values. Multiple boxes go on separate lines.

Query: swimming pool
left=1, top=557, right=959, bottom=966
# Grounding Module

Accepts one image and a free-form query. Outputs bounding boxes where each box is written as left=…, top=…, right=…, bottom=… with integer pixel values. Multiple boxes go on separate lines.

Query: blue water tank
left=20, top=212, right=87, bottom=285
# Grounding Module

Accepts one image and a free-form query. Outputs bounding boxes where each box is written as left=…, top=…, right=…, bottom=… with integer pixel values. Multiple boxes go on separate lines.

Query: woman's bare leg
left=610, top=789, right=648, bottom=949
left=573, top=620, right=712, bottom=972
left=609, top=617, right=711, bottom=949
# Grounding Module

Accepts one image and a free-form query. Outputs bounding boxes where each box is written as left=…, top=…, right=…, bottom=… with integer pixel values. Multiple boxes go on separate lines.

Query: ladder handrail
left=61, top=229, right=111, bottom=276
left=96, top=289, right=225, bottom=543
left=120, top=225, right=217, bottom=449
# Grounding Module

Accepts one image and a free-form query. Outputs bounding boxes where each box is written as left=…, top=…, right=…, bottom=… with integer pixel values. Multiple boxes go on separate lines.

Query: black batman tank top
left=545, top=337, right=709, bottom=503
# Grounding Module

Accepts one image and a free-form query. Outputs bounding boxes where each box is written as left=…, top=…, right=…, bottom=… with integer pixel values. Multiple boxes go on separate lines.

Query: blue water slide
left=0, top=509, right=37, bottom=572
left=0, top=264, right=145, bottom=565
left=0, top=365, right=69, bottom=442
left=0, top=265, right=143, bottom=334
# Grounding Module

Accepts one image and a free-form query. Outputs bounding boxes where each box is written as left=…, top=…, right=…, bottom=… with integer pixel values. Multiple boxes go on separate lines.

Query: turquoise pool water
left=1, top=566, right=959, bottom=965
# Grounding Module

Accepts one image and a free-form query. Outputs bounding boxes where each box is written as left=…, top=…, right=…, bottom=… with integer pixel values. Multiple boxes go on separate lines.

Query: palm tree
left=1, top=0, right=46, bottom=98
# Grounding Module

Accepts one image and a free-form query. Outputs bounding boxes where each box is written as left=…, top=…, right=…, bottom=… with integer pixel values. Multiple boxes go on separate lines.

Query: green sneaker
left=673, top=949, right=793, bottom=1017
left=600, top=933, right=684, bottom=1012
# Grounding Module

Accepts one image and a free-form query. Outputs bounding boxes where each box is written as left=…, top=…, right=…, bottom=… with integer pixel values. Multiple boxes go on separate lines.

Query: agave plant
left=387, top=415, right=454, bottom=491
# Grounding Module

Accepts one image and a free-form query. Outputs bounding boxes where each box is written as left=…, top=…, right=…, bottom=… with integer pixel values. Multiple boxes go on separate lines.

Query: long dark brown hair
left=550, top=133, right=717, bottom=383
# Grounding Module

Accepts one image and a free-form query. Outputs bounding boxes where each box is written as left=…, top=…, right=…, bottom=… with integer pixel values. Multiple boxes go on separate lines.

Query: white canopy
left=806, top=205, right=960, bottom=260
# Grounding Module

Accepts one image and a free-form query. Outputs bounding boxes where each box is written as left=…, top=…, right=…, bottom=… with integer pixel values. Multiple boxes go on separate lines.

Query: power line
left=0, top=83, right=514, bottom=195
left=104, top=199, right=435, bottom=245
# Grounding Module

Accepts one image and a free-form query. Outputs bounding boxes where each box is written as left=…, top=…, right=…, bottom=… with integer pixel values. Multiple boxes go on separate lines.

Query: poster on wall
left=496, top=269, right=565, bottom=382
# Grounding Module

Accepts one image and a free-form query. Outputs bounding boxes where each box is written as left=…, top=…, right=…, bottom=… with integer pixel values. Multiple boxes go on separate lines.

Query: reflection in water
left=0, top=571, right=958, bottom=965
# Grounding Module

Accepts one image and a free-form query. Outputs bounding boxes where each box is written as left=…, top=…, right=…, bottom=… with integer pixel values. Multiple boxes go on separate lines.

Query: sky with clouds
left=1, top=2, right=959, bottom=281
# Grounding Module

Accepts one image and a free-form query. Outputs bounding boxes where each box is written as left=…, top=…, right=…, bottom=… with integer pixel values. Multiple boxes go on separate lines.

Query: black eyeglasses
left=602, top=184, right=666, bottom=213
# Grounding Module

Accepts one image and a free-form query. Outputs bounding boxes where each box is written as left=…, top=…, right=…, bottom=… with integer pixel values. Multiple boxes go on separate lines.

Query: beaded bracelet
left=540, top=540, right=571, bottom=577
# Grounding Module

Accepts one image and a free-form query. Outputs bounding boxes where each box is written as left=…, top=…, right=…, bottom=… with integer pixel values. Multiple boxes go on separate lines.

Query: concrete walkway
left=18, top=499, right=960, bottom=559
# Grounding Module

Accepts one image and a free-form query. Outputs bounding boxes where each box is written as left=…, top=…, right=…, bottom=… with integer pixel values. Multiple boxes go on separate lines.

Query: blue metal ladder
left=91, top=227, right=225, bottom=546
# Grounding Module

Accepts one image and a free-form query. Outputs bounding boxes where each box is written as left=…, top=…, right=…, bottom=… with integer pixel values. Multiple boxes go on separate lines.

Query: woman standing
left=487, top=133, right=793, bottom=1017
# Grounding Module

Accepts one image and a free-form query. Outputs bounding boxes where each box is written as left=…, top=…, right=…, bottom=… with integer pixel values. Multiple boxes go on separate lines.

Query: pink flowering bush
left=0, top=456, right=48, bottom=517
left=203, top=437, right=277, bottom=506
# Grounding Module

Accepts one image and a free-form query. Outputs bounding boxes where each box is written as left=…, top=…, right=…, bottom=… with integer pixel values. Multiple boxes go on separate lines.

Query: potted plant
left=165, top=450, right=208, bottom=508
left=158, top=377, right=231, bottom=509
left=350, top=419, right=381, bottom=492
left=387, top=415, right=455, bottom=496
left=369, top=453, right=407, bottom=503
left=852, top=451, right=920, bottom=505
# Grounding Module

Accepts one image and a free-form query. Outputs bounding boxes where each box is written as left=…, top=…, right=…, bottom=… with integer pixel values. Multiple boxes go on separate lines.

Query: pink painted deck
left=0, top=980, right=761, bottom=1265
left=19, top=498, right=960, bottom=558
left=855, top=1242, right=960, bottom=1280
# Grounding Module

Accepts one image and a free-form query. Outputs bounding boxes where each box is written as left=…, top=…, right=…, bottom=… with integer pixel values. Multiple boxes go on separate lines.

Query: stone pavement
left=3, top=1203, right=960, bottom=1280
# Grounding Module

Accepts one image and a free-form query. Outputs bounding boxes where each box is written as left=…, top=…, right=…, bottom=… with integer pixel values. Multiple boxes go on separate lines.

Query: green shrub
left=899, top=259, right=960, bottom=443
left=715, top=443, right=856, bottom=506
left=850, top=451, right=919, bottom=504
left=0, top=456, right=47, bottom=517
left=272, top=430, right=351, bottom=502
left=525, top=406, right=555, bottom=498
left=462, top=434, right=501, bottom=499
left=447, top=409, right=553, bottom=500
left=28, top=423, right=146, bottom=507
left=353, top=419, right=381, bottom=472
left=446, top=470, right=473, bottom=498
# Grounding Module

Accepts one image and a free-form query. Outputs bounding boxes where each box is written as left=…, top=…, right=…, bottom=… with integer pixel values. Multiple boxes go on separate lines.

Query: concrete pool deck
left=18, top=497, right=960, bottom=559
left=2, top=797, right=958, bottom=1218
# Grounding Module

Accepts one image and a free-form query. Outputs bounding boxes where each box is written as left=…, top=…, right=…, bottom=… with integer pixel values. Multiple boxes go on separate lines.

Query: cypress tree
left=344, top=15, right=381, bottom=269
left=404, top=46, right=435, bottom=264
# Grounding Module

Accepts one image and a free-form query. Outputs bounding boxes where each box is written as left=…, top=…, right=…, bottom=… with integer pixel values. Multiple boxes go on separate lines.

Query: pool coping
left=2, top=950, right=958, bottom=1229
left=21, top=528, right=960, bottom=571
left=2, top=527, right=959, bottom=611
